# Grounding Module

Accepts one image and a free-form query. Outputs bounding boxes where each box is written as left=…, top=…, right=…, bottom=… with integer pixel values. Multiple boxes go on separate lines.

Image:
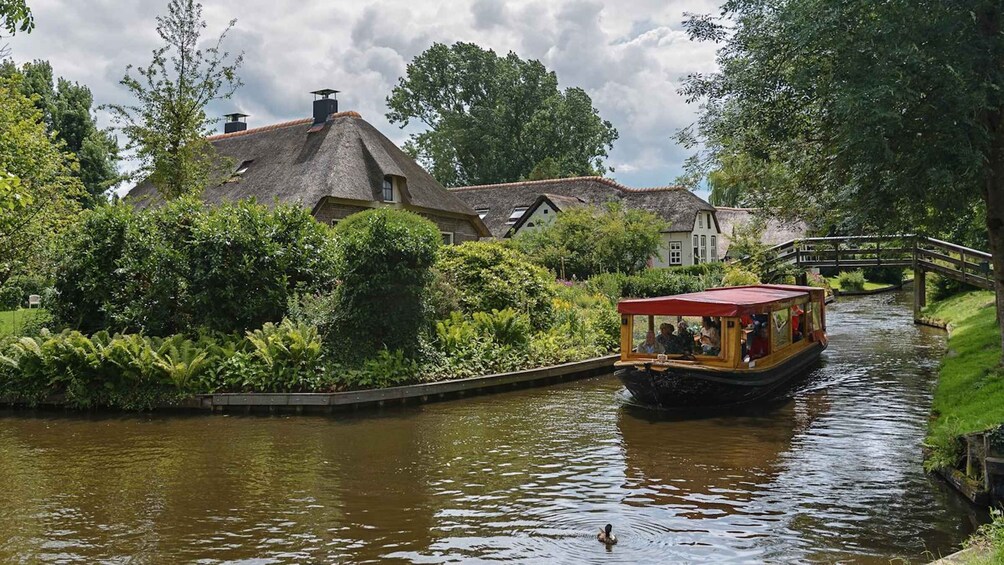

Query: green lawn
left=921, top=291, right=1004, bottom=469
left=0, top=308, right=48, bottom=337
left=825, top=276, right=890, bottom=292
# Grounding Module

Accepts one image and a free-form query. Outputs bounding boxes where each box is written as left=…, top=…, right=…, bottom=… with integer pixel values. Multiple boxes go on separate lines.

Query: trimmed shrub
left=329, top=208, right=441, bottom=361
left=836, top=270, right=866, bottom=291
left=587, top=265, right=726, bottom=300
left=436, top=241, right=555, bottom=330
left=51, top=199, right=337, bottom=336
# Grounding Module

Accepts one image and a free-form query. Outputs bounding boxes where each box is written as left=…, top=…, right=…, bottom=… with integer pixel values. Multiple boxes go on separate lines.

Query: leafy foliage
left=105, top=0, right=243, bottom=199
left=435, top=241, right=555, bottom=330
left=0, top=60, right=120, bottom=207
left=51, top=199, right=336, bottom=335
left=835, top=270, right=866, bottom=292
left=721, top=266, right=760, bottom=287
left=0, top=75, right=82, bottom=285
left=387, top=42, right=618, bottom=187
left=587, top=263, right=726, bottom=300
left=511, top=201, right=667, bottom=279
left=329, top=208, right=441, bottom=361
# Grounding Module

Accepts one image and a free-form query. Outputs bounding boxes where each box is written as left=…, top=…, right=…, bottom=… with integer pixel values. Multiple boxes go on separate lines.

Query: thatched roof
left=126, top=112, right=487, bottom=233
left=450, top=177, right=717, bottom=238
left=715, top=207, right=809, bottom=258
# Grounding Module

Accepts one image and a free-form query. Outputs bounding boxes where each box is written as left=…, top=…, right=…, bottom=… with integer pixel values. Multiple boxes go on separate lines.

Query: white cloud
left=7, top=0, right=721, bottom=188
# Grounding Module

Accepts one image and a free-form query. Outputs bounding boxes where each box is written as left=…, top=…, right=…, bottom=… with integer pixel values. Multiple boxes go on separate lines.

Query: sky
left=5, top=0, right=722, bottom=194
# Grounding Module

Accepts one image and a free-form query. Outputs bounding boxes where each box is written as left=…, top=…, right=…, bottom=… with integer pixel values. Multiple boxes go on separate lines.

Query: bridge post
left=913, top=267, right=927, bottom=321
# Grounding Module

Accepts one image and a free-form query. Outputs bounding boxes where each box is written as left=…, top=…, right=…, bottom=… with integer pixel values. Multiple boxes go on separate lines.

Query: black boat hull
left=616, top=342, right=825, bottom=409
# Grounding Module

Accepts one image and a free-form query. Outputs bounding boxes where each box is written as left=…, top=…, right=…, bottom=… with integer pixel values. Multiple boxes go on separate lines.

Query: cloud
left=7, top=0, right=720, bottom=189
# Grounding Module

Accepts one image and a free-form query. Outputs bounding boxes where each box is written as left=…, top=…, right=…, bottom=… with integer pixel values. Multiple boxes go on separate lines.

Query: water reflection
left=0, top=293, right=989, bottom=563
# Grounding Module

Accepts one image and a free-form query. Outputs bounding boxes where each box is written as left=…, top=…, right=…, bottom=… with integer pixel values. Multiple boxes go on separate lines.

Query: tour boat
left=615, top=284, right=827, bottom=409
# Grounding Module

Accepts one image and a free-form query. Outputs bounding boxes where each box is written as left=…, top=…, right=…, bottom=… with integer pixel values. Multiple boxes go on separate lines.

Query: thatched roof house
left=714, top=207, right=809, bottom=259
left=451, top=177, right=721, bottom=266
left=126, top=92, right=489, bottom=243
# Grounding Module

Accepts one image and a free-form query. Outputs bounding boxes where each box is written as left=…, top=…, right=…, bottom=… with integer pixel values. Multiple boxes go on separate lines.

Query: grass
left=0, top=308, right=48, bottom=337
left=825, top=275, right=889, bottom=292
left=921, top=291, right=1004, bottom=470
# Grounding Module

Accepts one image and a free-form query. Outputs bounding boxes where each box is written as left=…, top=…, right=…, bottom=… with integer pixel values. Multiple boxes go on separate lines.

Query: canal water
left=0, top=293, right=985, bottom=563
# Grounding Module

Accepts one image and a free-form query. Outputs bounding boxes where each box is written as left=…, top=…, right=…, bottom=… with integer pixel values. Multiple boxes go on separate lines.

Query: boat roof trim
left=617, top=284, right=822, bottom=318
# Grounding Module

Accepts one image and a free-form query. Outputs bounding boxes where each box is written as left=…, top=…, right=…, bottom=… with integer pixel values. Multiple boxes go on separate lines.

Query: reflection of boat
left=615, top=285, right=827, bottom=409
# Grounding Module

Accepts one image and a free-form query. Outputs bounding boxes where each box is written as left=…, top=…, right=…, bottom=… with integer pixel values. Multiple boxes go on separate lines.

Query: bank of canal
left=0, top=293, right=986, bottom=563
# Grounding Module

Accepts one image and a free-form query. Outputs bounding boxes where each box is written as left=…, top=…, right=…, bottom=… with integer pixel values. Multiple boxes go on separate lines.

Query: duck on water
left=614, top=285, right=828, bottom=409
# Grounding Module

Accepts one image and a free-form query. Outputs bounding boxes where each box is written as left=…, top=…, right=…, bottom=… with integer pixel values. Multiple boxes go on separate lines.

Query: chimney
left=223, top=112, right=249, bottom=133
left=311, top=89, right=339, bottom=124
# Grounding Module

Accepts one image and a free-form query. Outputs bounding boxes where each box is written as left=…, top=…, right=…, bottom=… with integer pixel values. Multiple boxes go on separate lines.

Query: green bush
left=587, top=265, right=725, bottom=300
left=0, top=274, right=49, bottom=310
left=510, top=201, right=667, bottom=279
left=51, top=199, right=337, bottom=336
left=436, top=241, right=555, bottom=330
left=929, top=272, right=981, bottom=302
left=721, top=266, right=761, bottom=287
left=330, top=208, right=441, bottom=361
left=836, top=270, right=866, bottom=291
left=862, top=266, right=904, bottom=285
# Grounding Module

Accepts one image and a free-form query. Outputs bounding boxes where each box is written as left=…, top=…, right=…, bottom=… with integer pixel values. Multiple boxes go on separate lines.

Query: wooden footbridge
left=755, top=235, right=994, bottom=318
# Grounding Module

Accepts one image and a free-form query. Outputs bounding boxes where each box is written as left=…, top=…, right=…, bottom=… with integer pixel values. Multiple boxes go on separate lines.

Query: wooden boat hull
left=617, top=342, right=825, bottom=409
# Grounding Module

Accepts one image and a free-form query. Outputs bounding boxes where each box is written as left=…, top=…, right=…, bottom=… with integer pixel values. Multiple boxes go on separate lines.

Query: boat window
left=629, top=314, right=721, bottom=358
left=771, top=308, right=792, bottom=351
left=809, top=302, right=821, bottom=333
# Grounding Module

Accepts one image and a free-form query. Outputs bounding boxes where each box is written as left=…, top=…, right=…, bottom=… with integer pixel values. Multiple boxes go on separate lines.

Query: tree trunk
left=984, top=117, right=1004, bottom=364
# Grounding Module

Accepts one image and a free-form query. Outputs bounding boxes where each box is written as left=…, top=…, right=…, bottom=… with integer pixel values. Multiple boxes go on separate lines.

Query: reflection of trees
left=618, top=392, right=828, bottom=520
left=0, top=411, right=437, bottom=562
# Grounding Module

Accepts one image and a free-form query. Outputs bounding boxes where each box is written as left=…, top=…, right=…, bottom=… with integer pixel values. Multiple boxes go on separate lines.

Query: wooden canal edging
left=187, top=354, right=619, bottom=413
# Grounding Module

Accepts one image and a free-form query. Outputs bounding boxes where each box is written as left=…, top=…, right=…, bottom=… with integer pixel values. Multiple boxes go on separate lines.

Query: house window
left=330, top=218, right=341, bottom=227
left=506, top=206, right=528, bottom=225
left=476, top=208, right=489, bottom=220
left=382, top=176, right=394, bottom=202
left=441, top=232, right=454, bottom=245
left=701, top=235, right=708, bottom=262
left=707, top=213, right=712, bottom=228
left=693, top=235, right=699, bottom=264
left=711, top=236, right=718, bottom=262
left=236, top=160, right=253, bottom=175
left=698, top=214, right=703, bottom=229
left=669, top=241, right=682, bottom=265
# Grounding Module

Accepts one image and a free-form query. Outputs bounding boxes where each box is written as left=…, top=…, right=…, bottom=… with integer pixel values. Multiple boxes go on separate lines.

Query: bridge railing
left=754, top=235, right=994, bottom=291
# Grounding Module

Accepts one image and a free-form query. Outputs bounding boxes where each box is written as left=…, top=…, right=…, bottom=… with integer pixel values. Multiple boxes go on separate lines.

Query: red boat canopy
left=617, top=285, right=818, bottom=318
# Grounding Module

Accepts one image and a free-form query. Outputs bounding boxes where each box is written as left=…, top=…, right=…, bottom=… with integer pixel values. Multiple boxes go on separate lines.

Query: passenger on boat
left=657, top=323, right=681, bottom=353
left=748, top=321, right=770, bottom=360
left=637, top=331, right=662, bottom=354
left=675, top=321, right=696, bottom=355
left=791, top=305, right=804, bottom=342
left=700, top=316, right=721, bottom=355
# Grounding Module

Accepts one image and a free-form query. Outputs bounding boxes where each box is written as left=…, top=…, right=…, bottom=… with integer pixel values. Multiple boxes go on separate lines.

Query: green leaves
left=387, top=42, right=618, bottom=186
left=104, top=0, right=243, bottom=199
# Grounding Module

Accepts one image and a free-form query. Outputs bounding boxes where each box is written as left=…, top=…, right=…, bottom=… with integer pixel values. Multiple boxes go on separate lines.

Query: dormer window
left=383, top=176, right=395, bottom=202
left=235, top=160, right=253, bottom=175
left=476, top=208, right=489, bottom=220
left=506, top=206, right=528, bottom=225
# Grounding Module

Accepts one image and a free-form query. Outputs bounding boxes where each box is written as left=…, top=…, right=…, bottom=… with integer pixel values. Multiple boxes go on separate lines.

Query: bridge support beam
left=913, top=267, right=927, bottom=321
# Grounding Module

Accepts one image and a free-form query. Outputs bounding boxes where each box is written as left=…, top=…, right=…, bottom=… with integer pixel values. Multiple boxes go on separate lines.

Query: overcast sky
left=6, top=0, right=721, bottom=192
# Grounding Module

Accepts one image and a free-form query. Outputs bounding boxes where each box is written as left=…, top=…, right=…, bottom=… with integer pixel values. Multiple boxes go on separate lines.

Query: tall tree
left=680, top=0, right=1004, bottom=359
left=105, top=0, right=243, bottom=200
left=1, top=60, right=120, bottom=207
left=387, top=42, right=618, bottom=187
left=0, top=75, right=82, bottom=285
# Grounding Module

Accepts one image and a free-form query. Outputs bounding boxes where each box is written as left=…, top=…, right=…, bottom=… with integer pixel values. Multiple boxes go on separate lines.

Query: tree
left=1, top=60, right=120, bottom=207
left=105, top=0, right=243, bottom=200
left=0, top=0, right=32, bottom=58
left=511, top=202, right=666, bottom=279
left=680, top=0, right=1004, bottom=359
left=0, top=75, right=82, bottom=285
left=387, top=42, right=618, bottom=187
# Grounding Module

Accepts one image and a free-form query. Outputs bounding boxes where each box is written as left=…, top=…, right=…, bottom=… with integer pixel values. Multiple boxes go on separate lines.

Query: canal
left=0, top=293, right=985, bottom=563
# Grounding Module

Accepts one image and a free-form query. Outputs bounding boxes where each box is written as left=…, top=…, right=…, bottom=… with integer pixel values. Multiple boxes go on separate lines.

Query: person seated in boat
left=791, top=305, right=804, bottom=342
left=657, top=323, right=682, bottom=354
left=700, top=316, right=721, bottom=355
left=675, top=320, right=696, bottom=355
left=637, top=331, right=663, bottom=355
left=748, top=321, right=770, bottom=360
